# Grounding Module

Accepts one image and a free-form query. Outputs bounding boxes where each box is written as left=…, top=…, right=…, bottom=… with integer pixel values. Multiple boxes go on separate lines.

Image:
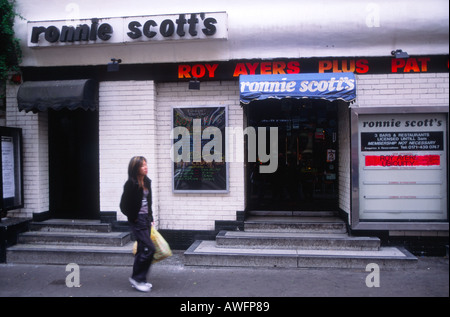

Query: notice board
left=172, top=106, right=228, bottom=193
left=0, top=127, right=23, bottom=218
left=356, top=112, right=448, bottom=221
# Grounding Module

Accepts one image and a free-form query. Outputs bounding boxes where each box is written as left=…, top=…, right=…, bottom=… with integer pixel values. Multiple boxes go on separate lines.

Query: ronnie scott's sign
left=239, top=73, right=356, bottom=104
left=27, top=12, right=228, bottom=47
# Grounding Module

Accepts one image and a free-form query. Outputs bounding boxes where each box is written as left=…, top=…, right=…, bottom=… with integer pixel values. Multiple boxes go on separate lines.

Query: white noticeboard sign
left=1, top=127, right=23, bottom=216
left=1, top=137, right=15, bottom=198
left=358, top=113, right=447, bottom=221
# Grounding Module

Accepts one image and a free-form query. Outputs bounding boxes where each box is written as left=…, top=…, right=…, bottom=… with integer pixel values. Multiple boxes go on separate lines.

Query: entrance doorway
left=48, top=109, right=100, bottom=219
left=246, top=99, right=339, bottom=211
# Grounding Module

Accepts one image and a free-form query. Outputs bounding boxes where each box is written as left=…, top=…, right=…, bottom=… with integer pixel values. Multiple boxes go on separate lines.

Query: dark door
left=48, top=109, right=99, bottom=219
left=246, top=99, right=339, bottom=211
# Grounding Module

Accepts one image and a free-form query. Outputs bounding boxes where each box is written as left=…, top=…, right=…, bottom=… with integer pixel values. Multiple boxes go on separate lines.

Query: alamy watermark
left=365, top=3, right=381, bottom=28
left=66, top=263, right=81, bottom=288
left=365, top=263, right=380, bottom=288
left=171, top=120, right=279, bottom=174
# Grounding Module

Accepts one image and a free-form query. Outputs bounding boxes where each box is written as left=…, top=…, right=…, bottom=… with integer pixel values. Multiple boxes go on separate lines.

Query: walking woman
left=120, top=156, right=155, bottom=292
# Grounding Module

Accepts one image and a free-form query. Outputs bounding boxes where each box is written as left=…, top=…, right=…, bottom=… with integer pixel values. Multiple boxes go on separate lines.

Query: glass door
left=246, top=99, right=339, bottom=211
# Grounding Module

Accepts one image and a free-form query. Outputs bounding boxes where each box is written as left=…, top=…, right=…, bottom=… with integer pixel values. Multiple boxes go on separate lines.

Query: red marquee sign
left=177, top=55, right=449, bottom=80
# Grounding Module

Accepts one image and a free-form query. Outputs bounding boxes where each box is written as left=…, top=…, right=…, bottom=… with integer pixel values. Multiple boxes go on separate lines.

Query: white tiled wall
left=356, top=73, right=449, bottom=107
left=98, top=80, right=245, bottom=230
left=5, top=83, right=49, bottom=217
left=98, top=81, right=159, bottom=224
left=155, top=81, right=244, bottom=230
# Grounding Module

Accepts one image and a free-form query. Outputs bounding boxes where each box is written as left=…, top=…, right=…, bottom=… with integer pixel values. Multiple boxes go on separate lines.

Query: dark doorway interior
left=48, top=109, right=99, bottom=219
left=246, top=98, right=339, bottom=211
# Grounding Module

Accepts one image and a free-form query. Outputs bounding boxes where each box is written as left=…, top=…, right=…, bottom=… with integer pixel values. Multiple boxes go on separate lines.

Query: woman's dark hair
left=128, top=156, right=147, bottom=184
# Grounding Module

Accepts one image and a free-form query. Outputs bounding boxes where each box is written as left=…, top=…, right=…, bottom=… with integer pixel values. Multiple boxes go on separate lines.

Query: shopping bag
left=132, top=227, right=172, bottom=263
left=150, top=227, right=172, bottom=263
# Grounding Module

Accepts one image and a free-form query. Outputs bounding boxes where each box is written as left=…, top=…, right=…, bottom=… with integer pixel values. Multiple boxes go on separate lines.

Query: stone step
left=18, top=231, right=131, bottom=247
left=6, top=243, right=134, bottom=266
left=184, top=240, right=418, bottom=269
left=215, top=231, right=380, bottom=251
left=244, top=216, right=347, bottom=233
left=29, top=219, right=112, bottom=233
left=6, top=219, right=133, bottom=266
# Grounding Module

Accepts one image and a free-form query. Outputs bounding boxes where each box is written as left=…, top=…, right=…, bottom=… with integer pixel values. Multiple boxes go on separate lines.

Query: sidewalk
left=0, top=251, right=448, bottom=298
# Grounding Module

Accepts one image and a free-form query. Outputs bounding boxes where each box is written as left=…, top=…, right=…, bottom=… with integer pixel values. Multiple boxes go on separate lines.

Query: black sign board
left=20, top=55, right=449, bottom=83
left=172, top=106, right=228, bottom=193
left=361, top=131, right=444, bottom=152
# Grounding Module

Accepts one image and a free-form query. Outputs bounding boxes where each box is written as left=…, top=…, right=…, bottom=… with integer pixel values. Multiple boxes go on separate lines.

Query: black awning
left=17, top=79, right=98, bottom=113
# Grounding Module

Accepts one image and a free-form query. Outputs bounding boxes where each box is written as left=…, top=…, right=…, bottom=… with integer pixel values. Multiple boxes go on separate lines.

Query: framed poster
left=0, top=127, right=24, bottom=218
left=351, top=107, right=448, bottom=226
left=172, top=106, right=228, bottom=193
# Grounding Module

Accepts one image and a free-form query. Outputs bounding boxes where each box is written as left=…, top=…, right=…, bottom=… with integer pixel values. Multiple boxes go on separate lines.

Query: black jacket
left=120, top=177, right=153, bottom=223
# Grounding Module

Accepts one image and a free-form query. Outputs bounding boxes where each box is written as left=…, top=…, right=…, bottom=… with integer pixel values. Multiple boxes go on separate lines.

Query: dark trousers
left=130, top=214, right=155, bottom=283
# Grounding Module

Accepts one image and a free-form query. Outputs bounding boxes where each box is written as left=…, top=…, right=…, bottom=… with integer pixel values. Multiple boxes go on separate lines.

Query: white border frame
left=350, top=106, right=449, bottom=231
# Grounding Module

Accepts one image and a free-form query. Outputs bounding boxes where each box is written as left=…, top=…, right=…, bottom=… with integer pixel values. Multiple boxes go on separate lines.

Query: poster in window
left=1, top=127, right=23, bottom=217
left=172, top=106, right=228, bottom=193
left=2, top=136, right=15, bottom=198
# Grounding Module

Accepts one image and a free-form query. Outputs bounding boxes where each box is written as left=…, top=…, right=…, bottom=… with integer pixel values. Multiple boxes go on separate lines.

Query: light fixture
left=189, top=78, right=200, bottom=90
left=391, top=49, right=409, bottom=59
left=107, top=58, right=122, bottom=72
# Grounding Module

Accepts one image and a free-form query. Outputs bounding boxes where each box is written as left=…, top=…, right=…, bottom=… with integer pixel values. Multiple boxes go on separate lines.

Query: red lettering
left=178, top=65, right=191, bottom=78
left=404, top=58, right=420, bottom=73
left=234, top=61, right=300, bottom=76
left=287, top=61, right=300, bottom=74
left=320, top=59, right=369, bottom=74
left=205, top=63, right=218, bottom=78
left=332, top=60, right=342, bottom=73
left=356, top=59, right=369, bottom=73
left=341, top=60, right=355, bottom=73
left=392, top=58, right=430, bottom=73
left=233, top=63, right=248, bottom=77
left=178, top=63, right=218, bottom=79
left=319, top=60, right=333, bottom=73
left=272, top=61, right=286, bottom=74
left=365, top=155, right=440, bottom=167
left=260, top=62, right=271, bottom=75
left=391, top=58, right=406, bottom=73
left=417, top=57, right=430, bottom=72
left=191, top=65, right=206, bottom=78
left=320, top=60, right=356, bottom=73
left=246, top=63, right=259, bottom=75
